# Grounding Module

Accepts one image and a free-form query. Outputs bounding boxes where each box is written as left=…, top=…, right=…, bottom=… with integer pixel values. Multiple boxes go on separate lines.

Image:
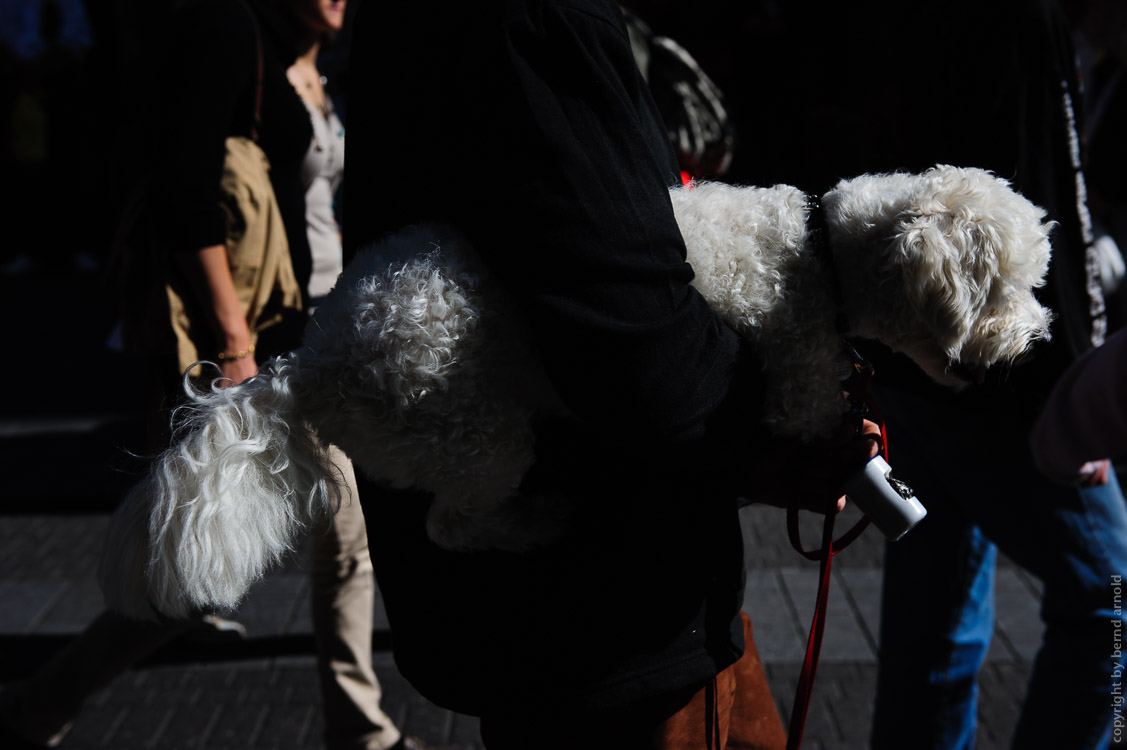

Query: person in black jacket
left=342, top=1, right=879, bottom=747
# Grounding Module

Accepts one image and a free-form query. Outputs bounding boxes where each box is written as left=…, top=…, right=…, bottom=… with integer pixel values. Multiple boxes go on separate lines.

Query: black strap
left=241, top=1, right=264, bottom=142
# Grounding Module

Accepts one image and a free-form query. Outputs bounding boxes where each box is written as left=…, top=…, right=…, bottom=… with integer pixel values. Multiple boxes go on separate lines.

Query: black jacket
left=344, top=0, right=767, bottom=719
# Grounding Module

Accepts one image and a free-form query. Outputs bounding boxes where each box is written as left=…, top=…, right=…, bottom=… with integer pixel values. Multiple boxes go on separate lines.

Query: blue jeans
left=870, top=385, right=1127, bottom=750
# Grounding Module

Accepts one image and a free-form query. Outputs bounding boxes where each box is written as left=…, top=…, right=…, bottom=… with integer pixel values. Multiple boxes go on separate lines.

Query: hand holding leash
left=750, top=417, right=882, bottom=515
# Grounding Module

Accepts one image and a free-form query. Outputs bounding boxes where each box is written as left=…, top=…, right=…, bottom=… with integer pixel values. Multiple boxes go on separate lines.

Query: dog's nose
left=946, top=360, right=986, bottom=388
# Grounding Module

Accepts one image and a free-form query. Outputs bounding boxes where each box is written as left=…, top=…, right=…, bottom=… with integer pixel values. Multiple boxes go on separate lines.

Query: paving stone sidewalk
left=0, top=506, right=1043, bottom=749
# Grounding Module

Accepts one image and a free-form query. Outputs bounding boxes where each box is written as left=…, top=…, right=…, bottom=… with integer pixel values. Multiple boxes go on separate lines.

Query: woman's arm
left=156, top=2, right=260, bottom=386
left=177, top=244, right=258, bottom=385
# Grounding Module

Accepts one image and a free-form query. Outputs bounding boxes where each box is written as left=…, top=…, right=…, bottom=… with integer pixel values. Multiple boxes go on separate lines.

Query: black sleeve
left=347, top=0, right=765, bottom=449
left=153, top=0, right=258, bottom=253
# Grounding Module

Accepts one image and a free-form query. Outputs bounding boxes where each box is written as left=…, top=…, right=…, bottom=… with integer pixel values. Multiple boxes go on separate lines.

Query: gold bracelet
left=217, top=344, right=255, bottom=361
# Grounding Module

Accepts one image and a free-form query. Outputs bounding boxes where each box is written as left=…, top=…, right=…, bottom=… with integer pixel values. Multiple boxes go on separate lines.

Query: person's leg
left=991, top=468, right=1127, bottom=750
left=869, top=386, right=1000, bottom=750
left=312, top=444, right=402, bottom=750
left=871, top=383, right=1127, bottom=749
left=871, top=503, right=996, bottom=750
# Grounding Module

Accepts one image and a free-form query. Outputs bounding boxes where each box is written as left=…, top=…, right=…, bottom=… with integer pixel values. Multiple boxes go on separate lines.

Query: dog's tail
left=99, top=355, right=339, bottom=620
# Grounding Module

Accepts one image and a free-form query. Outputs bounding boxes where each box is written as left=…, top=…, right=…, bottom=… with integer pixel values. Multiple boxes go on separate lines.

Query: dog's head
left=824, top=165, right=1054, bottom=388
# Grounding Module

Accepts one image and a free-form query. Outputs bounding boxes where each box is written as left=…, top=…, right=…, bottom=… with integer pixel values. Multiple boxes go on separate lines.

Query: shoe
left=393, top=735, right=458, bottom=750
left=183, top=614, right=247, bottom=643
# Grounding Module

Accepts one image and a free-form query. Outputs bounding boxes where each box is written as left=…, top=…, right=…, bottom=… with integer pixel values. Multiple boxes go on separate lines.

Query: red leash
left=783, top=505, right=868, bottom=750
left=783, top=355, right=886, bottom=750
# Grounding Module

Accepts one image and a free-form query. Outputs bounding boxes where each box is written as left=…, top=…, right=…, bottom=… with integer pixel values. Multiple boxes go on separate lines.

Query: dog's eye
left=1009, top=348, right=1035, bottom=368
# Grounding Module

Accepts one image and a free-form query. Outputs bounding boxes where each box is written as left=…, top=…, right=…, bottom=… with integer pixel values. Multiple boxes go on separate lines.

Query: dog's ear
left=890, top=166, right=1053, bottom=365
left=892, top=208, right=999, bottom=362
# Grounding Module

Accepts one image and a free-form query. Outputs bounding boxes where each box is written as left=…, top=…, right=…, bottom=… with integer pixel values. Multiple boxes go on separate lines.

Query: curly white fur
left=673, top=182, right=846, bottom=437
left=295, top=228, right=565, bottom=552
left=100, top=166, right=1054, bottom=620
left=825, top=165, right=1053, bottom=386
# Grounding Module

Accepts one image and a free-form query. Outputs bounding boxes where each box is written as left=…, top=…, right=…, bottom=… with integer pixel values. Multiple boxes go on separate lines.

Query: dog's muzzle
left=947, top=361, right=988, bottom=387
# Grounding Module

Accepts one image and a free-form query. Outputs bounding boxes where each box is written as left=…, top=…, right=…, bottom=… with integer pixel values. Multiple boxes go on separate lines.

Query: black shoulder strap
left=241, top=1, right=265, bottom=141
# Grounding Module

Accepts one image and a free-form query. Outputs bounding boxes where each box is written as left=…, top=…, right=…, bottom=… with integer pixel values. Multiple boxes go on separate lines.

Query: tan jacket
left=167, top=136, right=303, bottom=375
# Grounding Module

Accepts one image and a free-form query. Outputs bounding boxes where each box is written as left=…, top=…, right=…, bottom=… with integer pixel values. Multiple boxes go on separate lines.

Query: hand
left=218, top=355, right=258, bottom=387
left=180, top=245, right=259, bottom=389
left=1078, top=459, right=1111, bottom=488
left=747, top=418, right=883, bottom=514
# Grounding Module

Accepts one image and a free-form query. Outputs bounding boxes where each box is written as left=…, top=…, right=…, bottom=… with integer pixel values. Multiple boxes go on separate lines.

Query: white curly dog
left=100, top=165, right=1054, bottom=620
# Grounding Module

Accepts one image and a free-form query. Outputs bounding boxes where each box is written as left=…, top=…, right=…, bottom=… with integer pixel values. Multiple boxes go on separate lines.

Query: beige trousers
left=312, top=445, right=401, bottom=750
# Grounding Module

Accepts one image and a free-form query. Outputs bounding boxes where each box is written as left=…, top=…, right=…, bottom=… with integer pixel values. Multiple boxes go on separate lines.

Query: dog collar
left=804, top=196, right=850, bottom=335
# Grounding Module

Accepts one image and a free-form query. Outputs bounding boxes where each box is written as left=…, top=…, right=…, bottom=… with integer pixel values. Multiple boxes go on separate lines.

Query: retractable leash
left=782, top=346, right=924, bottom=750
